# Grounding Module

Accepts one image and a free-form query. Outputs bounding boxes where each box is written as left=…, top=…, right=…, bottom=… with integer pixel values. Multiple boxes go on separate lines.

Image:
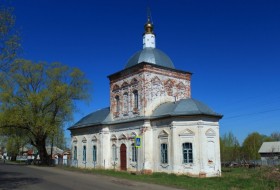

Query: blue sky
left=3, top=0, right=280, bottom=144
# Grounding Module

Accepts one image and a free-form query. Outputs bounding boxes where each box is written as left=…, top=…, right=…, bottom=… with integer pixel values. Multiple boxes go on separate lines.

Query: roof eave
left=68, top=122, right=103, bottom=131
left=107, top=62, right=192, bottom=79
left=152, top=113, right=223, bottom=120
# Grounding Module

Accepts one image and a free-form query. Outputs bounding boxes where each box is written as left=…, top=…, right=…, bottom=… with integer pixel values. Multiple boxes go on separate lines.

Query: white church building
left=69, top=16, right=223, bottom=177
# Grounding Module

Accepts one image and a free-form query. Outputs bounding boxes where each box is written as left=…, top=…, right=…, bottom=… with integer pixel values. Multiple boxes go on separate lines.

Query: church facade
left=69, top=17, right=223, bottom=177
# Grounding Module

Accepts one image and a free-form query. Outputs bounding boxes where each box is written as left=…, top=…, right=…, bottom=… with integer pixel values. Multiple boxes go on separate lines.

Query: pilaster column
left=100, top=127, right=110, bottom=169
left=141, top=120, right=153, bottom=174
left=216, top=125, right=222, bottom=176
left=170, top=123, right=177, bottom=172
left=198, top=124, right=206, bottom=177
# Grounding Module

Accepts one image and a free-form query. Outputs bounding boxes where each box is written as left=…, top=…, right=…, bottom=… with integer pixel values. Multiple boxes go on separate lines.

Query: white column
left=198, top=124, right=206, bottom=177
left=170, top=123, right=178, bottom=172
left=142, top=120, right=153, bottom=173
left=100, top=127, right=110, bottom=169
left=216, top=125, right=222, bottom=176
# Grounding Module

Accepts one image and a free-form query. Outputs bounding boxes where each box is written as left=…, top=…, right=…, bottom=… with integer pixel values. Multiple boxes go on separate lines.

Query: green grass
left=57, top=166, right=280, bottom=190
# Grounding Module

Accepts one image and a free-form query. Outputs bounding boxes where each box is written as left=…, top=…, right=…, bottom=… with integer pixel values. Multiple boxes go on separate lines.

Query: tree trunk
left=36, top=137, right=50, bottom=165
left=11, top=154, right=17, bottom=161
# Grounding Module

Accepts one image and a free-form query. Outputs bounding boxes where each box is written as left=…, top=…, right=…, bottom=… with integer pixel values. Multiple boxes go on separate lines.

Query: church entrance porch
left=120, top=144, right=127, bottom=170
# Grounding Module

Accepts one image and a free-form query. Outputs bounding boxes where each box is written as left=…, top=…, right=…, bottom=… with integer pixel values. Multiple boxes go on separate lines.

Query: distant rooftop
left=258, top=141, right=280, bottom=153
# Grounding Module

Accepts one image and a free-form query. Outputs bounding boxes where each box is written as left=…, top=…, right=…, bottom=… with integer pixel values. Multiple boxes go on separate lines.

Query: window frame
left=73, top=146, right=77, bottom=160
left=83, top=145, right=87, bottom=162
left=133, top=90, right=139, bottom=109
left=115, top=95, right=120, bottom=113
left=160, top=143, right=168, bottom=164
left=131, top=143, right=137, bottom=162
left=112, top=144, right=117, bottom=161
left=92, top=145, right=97, bottom=162
left=182, top=142, right=193, bottom=164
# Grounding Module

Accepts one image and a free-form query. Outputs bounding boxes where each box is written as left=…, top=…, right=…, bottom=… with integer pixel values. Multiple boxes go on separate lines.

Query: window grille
left=115, top=96, right=120, bottom=112
left=92, top=145, right=97, bottom=162
left=133, top=90, right=139, bottom=109
left=131, top=143, right=137, bottom=162
left=83, top=145, right=87, bottom=162
left=74, top=146, right=77, bottom=160
left=161, top=143, right=168, bottom=164
left=112, top=144, right=117, bottom=161
left=182, top=143, right=193, bottom=163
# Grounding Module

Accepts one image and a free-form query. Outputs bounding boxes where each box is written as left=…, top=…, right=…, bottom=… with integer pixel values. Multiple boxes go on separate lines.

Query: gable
left=92, top=135, right=98, bottom=142
left=179, top=129, right=195, bottom=136
left=205, top=128, right=216, bottom=136
left=119, top=133, right=127, bottom=140
left=82, top=136, right=87, bottom=143
left=158, top=130, right=169, bottom=138
left=72, top=137, right=78, bottom=143
left=111, top=134, right=117, bottom=140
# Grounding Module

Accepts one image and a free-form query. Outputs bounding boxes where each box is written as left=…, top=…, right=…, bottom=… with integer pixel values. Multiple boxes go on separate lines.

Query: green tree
left=270, top=132, right=280, bottom=141
left=220, top=132, right=240, bottom=162
left=0, top=5, right=20, bottom=71
left=6, top=134, right=28, bottom=161
left=242, top=132, right=264, bottom=160
left=1, top=125, right=28, bottom=160
left=46, top=125, right=67, bottom=149
left=0, top=135, right=8, bottom=155
left=0, top=59, right=89, bottom=165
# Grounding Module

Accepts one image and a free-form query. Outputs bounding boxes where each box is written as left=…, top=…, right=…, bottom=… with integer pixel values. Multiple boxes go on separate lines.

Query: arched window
left=83, top=145, right=87, bottom=162
left=182, top=143, right=193, bottom=163
left=73, top=146, right=77, bottom=160
left=123, top=92, right=129, bottom=113
left=161, top=143, right=168, bottom=164
left=115, top=95, right=120, bottom=113
left=92, top=145, right=97, bottom=162
left=131, top=143, right=137, bottom=162
left=112, top=144, right=117, bottom=161
left=133, top=90, right=138, bottom=110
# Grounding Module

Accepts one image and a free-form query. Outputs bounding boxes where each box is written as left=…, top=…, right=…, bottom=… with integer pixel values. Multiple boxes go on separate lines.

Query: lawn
left=59, top=166, right=280, bottom=190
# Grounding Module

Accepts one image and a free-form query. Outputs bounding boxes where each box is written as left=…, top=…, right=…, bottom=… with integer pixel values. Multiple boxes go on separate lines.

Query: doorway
left=120, top=143, right=127, bottom=170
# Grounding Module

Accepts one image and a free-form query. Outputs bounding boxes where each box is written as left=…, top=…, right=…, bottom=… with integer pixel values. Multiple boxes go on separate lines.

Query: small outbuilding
left=258, top=141, right=280, bottom=161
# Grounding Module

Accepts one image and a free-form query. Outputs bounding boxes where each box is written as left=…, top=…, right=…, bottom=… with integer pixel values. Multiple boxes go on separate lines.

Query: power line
left=223, top=108, right=280, bottom=120
left=220, top=87, right=280, bottom=107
